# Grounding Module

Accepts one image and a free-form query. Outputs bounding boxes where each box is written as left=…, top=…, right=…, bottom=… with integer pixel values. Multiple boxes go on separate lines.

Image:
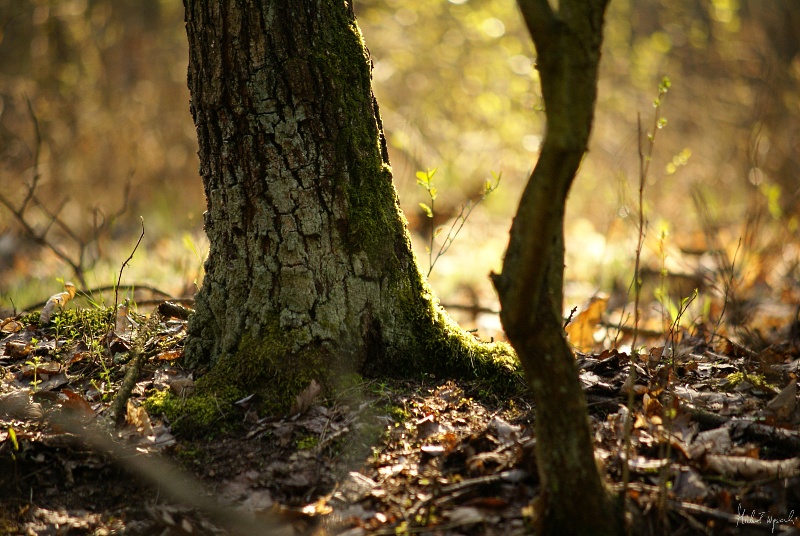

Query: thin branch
left=22, top=283, right=175, bottom=312
left=622, top=78, right=669, bottom=508
left=0, top=191, right=87, bottom=287
left=114, top=217, right=145, bottom=312
left=21, top=96, right=42, bottom=213
left=0, top=103, right=133, bottom=289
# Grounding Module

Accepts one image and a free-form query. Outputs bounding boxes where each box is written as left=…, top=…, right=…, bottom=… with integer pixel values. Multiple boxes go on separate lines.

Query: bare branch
left=114, top=217, right=146, bottom=312
left=22, top=283, right=175, bottom=312
left=21, top=96, right=42, bottom=213
left=0, top=104, right=133, bottom=289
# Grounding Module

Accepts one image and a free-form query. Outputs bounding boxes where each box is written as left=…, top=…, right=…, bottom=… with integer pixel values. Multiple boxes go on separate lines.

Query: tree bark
left=492, top=1, right=621, bottom=535
left=182, top=1, right=517, bottom=411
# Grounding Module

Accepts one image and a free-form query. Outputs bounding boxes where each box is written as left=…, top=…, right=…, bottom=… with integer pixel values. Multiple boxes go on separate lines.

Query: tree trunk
left=492, top=1, right=621, bottom=535
left=181, top=1, right=517, bottom=412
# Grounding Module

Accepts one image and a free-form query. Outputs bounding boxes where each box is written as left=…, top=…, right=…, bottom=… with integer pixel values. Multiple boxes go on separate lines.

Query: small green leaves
left=417, top=169, right=438, bottom=203
left=415, top=168, right=437, bottom=188
left=415, top=167, right=501, bottom=277
left=485, top=171, right=502, bottom=195
left=419, top=202, right=433, bottom=218
left=653, top=76, right=671, bottom=107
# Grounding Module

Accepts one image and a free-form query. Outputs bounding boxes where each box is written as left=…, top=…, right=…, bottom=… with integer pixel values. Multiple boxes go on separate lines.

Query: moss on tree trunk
left=181, top=0, right=519, bottom=416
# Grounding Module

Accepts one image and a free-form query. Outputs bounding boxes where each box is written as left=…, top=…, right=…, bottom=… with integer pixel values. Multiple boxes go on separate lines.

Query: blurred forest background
left=1, top=0, right=798, bottom=339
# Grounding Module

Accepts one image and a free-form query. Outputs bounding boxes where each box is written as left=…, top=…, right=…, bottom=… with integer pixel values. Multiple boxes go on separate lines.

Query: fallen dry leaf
left=113, top=303, right=138, bottom=341
left=59, top=388, right=96, bottom=421
left=0, top=318, right=23, bottom=333
left=766, top=380, right=797, bottom=421
left=126, top=399, right=154, bottom=436
left=565, top=295, right=608, bottom=352
left=168, top=378, right=195, bottom=397
left=291, top=379, right=321, bottom=416
left=156, top=349, right=183, bottom=361
left=40, top=282, right=77, bottom=324
left=0, top=389, right=44, bottom=421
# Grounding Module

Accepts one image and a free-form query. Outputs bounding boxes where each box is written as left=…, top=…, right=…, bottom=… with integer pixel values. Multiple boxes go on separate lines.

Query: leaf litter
left=0, top=288, right=799, bottom=534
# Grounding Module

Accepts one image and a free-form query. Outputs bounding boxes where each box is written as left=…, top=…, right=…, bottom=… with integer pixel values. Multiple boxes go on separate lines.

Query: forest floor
left=1, top=287, right=800, bottom=535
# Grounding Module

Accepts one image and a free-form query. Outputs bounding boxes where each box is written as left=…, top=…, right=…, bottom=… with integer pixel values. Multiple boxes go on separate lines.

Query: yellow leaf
left=565, top=295, right=609, bottom=352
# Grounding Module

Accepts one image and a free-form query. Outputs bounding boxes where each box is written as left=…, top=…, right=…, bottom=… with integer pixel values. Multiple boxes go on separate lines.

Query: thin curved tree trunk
left=492, top=1, right=622, bottom=535
left=182, top=1, right=517, bottom=411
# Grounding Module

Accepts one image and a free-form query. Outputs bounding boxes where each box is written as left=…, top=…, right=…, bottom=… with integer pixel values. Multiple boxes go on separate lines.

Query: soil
left=1, top=299, right=800, bottom=535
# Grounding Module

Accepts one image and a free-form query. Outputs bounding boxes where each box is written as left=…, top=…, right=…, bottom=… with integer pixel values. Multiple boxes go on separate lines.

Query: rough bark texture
left=492, top=1, right=621, bottom=535
left=182, top=1, right=517, bottom=410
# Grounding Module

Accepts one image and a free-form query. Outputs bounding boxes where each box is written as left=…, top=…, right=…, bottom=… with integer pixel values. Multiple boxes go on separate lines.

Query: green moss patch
left=145, top=388, right=238, bottom=437
left=155, top=316, right=335, bottom=436
left=375, top=261, right=524, bottom=395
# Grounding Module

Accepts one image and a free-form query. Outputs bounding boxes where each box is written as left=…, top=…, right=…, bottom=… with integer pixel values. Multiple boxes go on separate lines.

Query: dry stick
left=620, top=114, right=647, bottom=507
left=439, top=302, right=499, bottom=316
left=36, top=196, right=80, bottom=248
left=405, top=472, right=509, bottom=528
left=0, top=193, right=86, bottom=288
left=599, top=320, right=662, bottom=339
left=621, top=82, right=669, bottom=508
left=656, top=291, right=696, bottom=516
left=0, top=100, right=88, bottom=286
left=100, top=218, right=147, bottom=426
left=41, top=175, right=132, bottom=274
left=114, top=217, right=145, bottom=312
left=102, top=309, right=161, bottom=427
left=22, top=284, right=175, bottom=313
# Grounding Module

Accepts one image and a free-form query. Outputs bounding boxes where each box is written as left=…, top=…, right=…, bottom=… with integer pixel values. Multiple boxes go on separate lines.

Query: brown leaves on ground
left=1, top=285, right=800, bottom=534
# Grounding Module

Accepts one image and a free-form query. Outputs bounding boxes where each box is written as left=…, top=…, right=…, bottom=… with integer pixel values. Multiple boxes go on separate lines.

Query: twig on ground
left=156, top=300, right=194, bottom=320
left=102, top=309, right=162, bottom=427
left=599, top=320, right=663, bottom=339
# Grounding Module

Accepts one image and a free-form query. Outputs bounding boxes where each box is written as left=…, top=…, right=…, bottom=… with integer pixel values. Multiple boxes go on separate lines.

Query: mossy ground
left=154, top=301, right=523, bottom=439
left=148, top=315, right=354, bottom=436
